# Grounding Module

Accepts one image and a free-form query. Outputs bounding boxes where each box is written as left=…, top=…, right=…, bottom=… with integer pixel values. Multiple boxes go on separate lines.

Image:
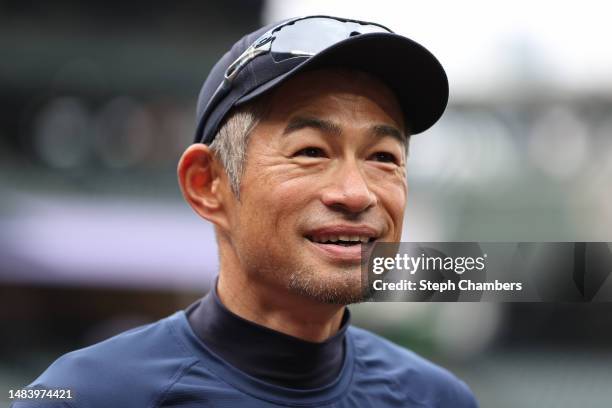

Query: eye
left=370, top=152, right=399, bottom=164
left=293, top=147, right=326, bottom=158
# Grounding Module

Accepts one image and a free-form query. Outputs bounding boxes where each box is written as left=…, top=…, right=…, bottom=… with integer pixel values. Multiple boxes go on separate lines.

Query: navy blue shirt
left=186, top=285, right=348, bottom=389
left=13, top=309, right=478, bottom=407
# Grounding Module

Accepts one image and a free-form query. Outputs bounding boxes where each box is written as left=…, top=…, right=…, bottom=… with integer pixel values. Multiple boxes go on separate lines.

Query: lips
left=305, top=225, right=380, bottom=263
left=309, top=234, right=374, bottom=245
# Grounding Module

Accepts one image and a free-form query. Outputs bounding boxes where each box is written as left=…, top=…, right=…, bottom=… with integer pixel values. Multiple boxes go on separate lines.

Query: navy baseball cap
left=194, top=15, right=449, bottom=144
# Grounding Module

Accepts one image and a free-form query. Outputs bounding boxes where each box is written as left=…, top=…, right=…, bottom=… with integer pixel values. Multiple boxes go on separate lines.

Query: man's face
left=226, top=68, right=407, bottom=304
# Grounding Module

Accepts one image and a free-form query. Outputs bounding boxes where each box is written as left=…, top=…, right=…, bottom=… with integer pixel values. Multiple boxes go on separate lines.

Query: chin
left=286, top=265, right=368, bottom=305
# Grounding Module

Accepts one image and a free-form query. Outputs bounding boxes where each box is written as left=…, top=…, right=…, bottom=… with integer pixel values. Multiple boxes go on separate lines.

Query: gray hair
left=209, top=100, right=268, bottom=197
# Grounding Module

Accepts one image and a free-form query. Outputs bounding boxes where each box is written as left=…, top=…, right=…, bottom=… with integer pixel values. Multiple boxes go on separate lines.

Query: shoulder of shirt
left=347, top=325, right=479, bottom=408
left=18, top=312, right=199, bottom=408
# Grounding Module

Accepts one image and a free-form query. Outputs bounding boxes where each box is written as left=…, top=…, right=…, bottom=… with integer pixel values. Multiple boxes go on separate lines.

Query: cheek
left=386, top=187, right=407, bottom=221
left=238, top=173, right=312, bottom=239
left=373, top=177, right=407, bottom=233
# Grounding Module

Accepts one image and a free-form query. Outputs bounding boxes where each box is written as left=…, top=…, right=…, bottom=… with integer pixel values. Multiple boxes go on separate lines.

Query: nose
left=320, top=158, right=377, bottom=214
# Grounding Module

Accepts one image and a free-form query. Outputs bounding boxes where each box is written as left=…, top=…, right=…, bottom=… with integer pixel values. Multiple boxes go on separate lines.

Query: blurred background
left=1, top=1, right=611, bottom=407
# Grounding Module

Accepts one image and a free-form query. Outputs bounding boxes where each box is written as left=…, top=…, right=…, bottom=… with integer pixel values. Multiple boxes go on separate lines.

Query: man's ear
left=177, top=144, right=232, bottom=231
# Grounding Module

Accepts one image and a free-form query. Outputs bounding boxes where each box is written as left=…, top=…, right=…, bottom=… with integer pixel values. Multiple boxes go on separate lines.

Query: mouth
left=305, top=234, right=376, bottom=246
left=304, top=227, right=380, bottom=263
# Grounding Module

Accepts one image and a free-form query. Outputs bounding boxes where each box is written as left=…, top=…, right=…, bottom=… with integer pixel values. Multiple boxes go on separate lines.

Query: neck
left=187, top=281, right=349, bottom=389
left=217, top=268, right=345, bottom=343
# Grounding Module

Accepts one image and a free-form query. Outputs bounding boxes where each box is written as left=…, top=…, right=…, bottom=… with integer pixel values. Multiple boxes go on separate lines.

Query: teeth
left=311, top=234, right=373, bottom=243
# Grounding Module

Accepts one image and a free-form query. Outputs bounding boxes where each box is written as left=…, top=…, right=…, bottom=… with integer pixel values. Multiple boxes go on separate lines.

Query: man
left=14, top=16, right=478, bottom=407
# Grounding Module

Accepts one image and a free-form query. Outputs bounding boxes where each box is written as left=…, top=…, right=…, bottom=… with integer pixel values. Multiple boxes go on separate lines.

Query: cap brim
left=236, top=32, right=448, bottom=135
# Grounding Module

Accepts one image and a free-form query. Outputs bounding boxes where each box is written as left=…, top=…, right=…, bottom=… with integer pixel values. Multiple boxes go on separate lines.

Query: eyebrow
left=283, top=116, right=407, bottom=145
left=371, top=124, right=407, bottom=145
left=283, top=116, right=342, bottom=137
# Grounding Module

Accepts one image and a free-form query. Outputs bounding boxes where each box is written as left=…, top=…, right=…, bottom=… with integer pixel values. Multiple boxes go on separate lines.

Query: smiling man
left=13, top=15, right=477, bottom=408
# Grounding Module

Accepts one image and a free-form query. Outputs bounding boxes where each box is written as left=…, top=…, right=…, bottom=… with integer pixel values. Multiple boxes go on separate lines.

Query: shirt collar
left=186, top=280, right=350, bottom=389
